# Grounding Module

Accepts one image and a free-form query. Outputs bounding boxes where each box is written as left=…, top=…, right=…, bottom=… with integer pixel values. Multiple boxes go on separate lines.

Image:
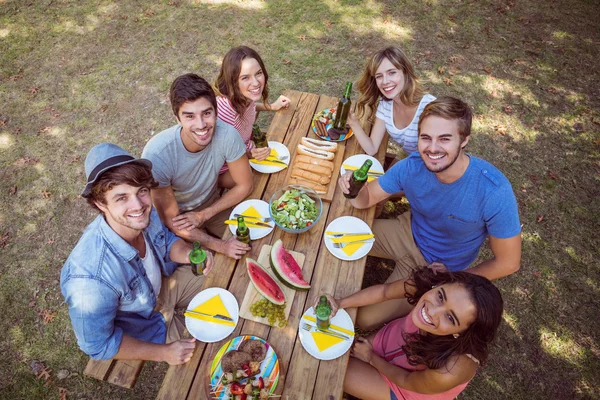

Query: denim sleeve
left=63, top=275, right=123, bottom=360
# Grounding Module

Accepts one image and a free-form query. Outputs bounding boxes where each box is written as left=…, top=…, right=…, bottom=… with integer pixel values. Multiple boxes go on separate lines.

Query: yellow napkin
left=311, top=331, right=345, bottom=352
left=249, top=159, right=288, bottom=168
left=303, top=316, right=355, bottom=336
left=242, top=205, right=262, bottom=219
left=330, top=234, right=374, bottom=244
left=224, top=220, right=270, bottom=229
left=270, top=148, right=279, bottom=157
left=188, top=295, right=235, bottom=326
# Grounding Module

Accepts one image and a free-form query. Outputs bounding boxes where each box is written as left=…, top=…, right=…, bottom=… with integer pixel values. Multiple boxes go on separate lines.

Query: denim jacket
left=60, top=208, right=181, bottom=360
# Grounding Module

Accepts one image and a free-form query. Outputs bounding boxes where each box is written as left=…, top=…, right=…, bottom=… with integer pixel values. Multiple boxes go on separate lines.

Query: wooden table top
left=156, top=90, right=388, bottom=400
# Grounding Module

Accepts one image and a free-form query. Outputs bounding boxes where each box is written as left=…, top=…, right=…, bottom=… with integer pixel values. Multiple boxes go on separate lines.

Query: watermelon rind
left=246, top=258, right=286, bottom=305
left=270, top=240, right=311, bottom=291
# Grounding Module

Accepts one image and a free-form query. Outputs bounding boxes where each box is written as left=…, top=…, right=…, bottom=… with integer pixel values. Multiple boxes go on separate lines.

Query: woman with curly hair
left=214, top=46, right=290, bottom=188
left=317, top=267, right=503, bottom=400
left=348, top=46, right=436, bottom=157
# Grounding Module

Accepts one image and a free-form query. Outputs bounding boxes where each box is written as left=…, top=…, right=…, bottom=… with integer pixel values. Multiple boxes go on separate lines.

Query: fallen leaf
left=9, top=185, right=17, bottom=195
left=30, top=360, right=45, bottom=375
left=297, top=35, right=306, bottom=41
left=573, top=122, right=583, bottom=133
left=9, top=73, right=24, bottom=81
left=36, top=365, right=52, bottom=382
left=437, top=33, right=445, bottom=39
left=536, top=215, right=544, bottom=223
left=14, top=156, right=39, bottom=165
left=68, top=155, right=81, bottom=165
left=38, top=126, right=51, bottom=134
left=437, top=66, right=446, bottom=74
left=57, top=370, right=71, bottom=380
left=41, top=190, right=51, bottom=199
left=532, top=271, right=542, bottom=278
left=59, top=387, right=69, bottom=400
left=495, top=125, right=507, bottom=135
left=443, top=77, right=453, bottom=86
left=167, top=0, right=180, bottom=6
left=47, top=239, right=55, bottom=244
left=15, top=128, right=21, bottom=134
left=283, top=59, right=292, bottom=65
left=0, top=118, right=7, bottom=126
left=547, top=171, right=559, bottom=181
left=39, top=309, right=57, bottom=324
left=483, top=66, right=492, bottom=74
left=143, top=9, right=155, bottom=17
left=504, top=105, right=513, bottom=114
left=324, top=20, right=332, bottom=29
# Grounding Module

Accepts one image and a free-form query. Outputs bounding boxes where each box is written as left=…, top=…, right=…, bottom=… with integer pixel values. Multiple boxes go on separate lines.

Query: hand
left=250, top=146, right=271, bottom=161
left=270, top=95, right=290, bottom=111
left=350, top=337, right=374, bottom=364
left=172, top=210, right=207, bottom=231
left=162, top=338, right=196, bottom=365
left=428, top=262, right=448, bottom=275
left=313, top=293, right=340, bottom=318
left=338, top=170, right=353, bottom=195
left=347, top=110, right=360, bottom=129
left=220, top=236, right=251, bottom=260
left=202, top=251, right=215, bottom=276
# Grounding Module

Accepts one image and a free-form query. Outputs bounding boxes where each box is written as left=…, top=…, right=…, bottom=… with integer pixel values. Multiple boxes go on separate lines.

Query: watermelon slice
left=270, top=239, right=311, bottom=291
left=246, top=258, right=286, bottom=305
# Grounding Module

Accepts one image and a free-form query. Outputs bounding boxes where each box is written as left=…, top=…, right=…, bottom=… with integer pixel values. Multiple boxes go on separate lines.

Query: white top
left=141, top=236, right=162, bottom=297
left=375, top=94, right=436, bottom=154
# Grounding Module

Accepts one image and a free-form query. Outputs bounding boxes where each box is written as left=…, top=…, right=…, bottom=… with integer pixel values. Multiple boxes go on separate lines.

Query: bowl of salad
left=269, top=185, right=322, bottom=234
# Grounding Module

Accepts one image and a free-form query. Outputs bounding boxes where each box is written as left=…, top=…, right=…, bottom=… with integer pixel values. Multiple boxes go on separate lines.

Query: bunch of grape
left=250, top=298, right=287, bottom=327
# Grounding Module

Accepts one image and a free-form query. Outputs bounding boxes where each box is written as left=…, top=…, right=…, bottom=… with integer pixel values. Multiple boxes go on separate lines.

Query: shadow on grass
left=0, top=0, right=598, bottom=399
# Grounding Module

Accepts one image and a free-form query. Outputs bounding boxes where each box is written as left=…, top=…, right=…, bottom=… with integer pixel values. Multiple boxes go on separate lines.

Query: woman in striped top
left=349, top=46, right=436, bottom=157
left=215, top=46, right=290, bottom=188
left=318, top=267, right=503, bottom=400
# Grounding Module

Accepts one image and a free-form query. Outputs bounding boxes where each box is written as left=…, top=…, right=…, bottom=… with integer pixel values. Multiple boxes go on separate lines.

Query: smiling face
left=177, top=97, right=217, bottom=152
left=418, top=115, right=469, bottom=175
left=374, top=57, right=406, bottom=100
left=95, top=184, right=152, bottom=238
left=238, top=57, right=265, bottom=102
left=412, top=282, right=477, bottom=336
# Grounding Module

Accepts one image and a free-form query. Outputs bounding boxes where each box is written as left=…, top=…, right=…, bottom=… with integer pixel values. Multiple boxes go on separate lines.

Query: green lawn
left=1, top=0, right=598, bottom=399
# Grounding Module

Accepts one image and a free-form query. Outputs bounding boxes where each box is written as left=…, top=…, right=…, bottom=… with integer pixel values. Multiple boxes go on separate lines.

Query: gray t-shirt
left=142, top=120, right=246, bottom=211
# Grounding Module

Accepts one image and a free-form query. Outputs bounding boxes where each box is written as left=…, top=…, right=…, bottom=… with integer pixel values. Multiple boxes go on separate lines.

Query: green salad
left=271, top=189, right=319, bottom=230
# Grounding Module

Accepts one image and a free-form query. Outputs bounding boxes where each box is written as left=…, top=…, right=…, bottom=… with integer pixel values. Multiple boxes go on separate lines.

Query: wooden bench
left=84, top=358, right=145, bottom=389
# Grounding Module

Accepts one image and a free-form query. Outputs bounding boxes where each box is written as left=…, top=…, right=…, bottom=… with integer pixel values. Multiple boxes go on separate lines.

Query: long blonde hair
left=356, top=47, right=424, bottom=121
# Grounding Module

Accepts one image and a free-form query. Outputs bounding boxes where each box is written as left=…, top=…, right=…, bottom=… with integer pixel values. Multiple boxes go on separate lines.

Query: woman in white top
left=348, top=46, right=436, bottom=156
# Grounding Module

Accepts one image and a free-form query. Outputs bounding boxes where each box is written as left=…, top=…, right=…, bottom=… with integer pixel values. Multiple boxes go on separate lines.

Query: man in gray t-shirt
left=142, top=74, right=253, bottom=259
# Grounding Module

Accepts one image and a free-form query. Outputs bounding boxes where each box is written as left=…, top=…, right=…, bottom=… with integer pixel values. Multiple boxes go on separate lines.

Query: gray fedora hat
left=81, top=143, right=152, bottom=196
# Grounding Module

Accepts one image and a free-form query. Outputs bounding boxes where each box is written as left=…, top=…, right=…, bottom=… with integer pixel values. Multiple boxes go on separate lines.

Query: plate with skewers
left=209, top=335, right=279, bottom=400
left=311, top=108, right=354, bottom=142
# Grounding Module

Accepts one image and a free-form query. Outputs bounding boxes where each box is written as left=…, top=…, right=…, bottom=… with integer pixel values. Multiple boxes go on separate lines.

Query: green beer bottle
left=236, top=216, right=251, bottom=246
left=315, top=295, right=332, bottom=329
left=189, top=241, right=207, bottom=276
left=333, top=82, right=353, bottom=131
left=252, top=123, right=267, bottom=148
left=344, top=159, right=373, bottom=199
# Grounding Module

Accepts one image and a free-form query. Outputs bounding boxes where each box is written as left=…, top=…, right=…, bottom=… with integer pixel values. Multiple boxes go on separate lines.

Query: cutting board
left=284, top=141, right=345, bottom=203
left=239, top=244, right=306, bottom=327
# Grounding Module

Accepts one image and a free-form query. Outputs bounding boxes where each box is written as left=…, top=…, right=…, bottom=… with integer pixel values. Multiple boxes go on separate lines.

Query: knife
left=251, top=158, right=288, bottom=166
left=184, top=310, right=234, bottom=322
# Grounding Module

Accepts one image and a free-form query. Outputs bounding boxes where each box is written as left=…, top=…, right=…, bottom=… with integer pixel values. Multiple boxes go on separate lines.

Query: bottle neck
left=343, top=83, right=352, bottom=99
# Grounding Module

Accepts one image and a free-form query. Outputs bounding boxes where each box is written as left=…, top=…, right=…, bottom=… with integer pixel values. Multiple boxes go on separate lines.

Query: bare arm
left=256, top=95, right=290, bottom=111
left=468, top=234, right=521, bottom=280
left=114, top=335, right=196, bottom=365
left=150, top=186, right=224, bottom=253
left=337, top=176, right=392, bottom=209
left=339, top=279, right=410, bottom=310
left=347, top=111, right=387, bottom=156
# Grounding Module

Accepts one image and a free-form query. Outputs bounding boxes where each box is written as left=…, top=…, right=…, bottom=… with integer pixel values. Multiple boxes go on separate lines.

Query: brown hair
left=85, top=161, right=158, bottom=212
left=214, top=46, right=270, bottom=115
left=356, top=46, right=424, bottom=121
left=401, top=267, right=503, bottom=370
left=169, top=73, right=217, bottom=119
left=418, top=96, right=473, bottom=141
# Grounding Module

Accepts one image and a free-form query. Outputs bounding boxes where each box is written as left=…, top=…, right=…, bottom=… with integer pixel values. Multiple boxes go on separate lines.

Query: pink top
left=217, top=96, right=256, bottom=174
left=372, top=309, right=473, bottom=400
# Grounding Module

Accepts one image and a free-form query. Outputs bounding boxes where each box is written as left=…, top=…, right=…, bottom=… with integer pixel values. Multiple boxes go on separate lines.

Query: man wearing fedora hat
left=61, top=143, right=214, bottom=365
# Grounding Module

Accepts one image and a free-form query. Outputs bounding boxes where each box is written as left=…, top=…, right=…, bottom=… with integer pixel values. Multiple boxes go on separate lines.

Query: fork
left=332, top=239, right=375, bottom=249
left=233, top=213, right=273, bottom=223
left=328, top=232, right=372, bottom=238
left=301, top=323, right=350, bottom=340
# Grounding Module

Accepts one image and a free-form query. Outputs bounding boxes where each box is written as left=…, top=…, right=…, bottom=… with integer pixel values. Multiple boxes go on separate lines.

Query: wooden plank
left=84, top=359, right=113, bottom=381
left=239, top=244, right=306, bottom=325
left=106, top=359, right=145, bottom=389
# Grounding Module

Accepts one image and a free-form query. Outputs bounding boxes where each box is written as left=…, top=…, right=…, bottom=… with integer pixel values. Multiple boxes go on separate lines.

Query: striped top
left=376, top=94, right=436, bottom=154
left=216, top=96, right=256, bottom=173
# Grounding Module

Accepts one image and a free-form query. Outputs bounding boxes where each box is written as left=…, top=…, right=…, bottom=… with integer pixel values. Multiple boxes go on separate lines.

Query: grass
left=1, top=0, right=599, bottom=399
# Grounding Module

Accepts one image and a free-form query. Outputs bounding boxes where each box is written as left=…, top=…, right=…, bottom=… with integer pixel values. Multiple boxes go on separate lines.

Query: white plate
left=249, top=141, right=290, bottom=174
left=185, top=288, right=239, bottom=343
left=324, top=216, right=374, bottom=261
left=298, top=307, right=354, bottom=360
left=340, top=154, right=384, bottom=177
left=229, top=199, right=274, bottom=240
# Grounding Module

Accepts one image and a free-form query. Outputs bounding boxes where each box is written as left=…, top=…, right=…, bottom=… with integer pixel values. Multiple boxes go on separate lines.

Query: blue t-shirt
left=378, top=153, right=521, bottom=271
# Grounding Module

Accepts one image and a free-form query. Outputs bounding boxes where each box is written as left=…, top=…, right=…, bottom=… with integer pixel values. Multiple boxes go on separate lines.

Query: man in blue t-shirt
left=339, top=96, right=521, bottom=328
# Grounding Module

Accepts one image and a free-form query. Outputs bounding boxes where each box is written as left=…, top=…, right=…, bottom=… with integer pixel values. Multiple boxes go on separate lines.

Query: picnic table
left=156, top=90, right=388, bottom=400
